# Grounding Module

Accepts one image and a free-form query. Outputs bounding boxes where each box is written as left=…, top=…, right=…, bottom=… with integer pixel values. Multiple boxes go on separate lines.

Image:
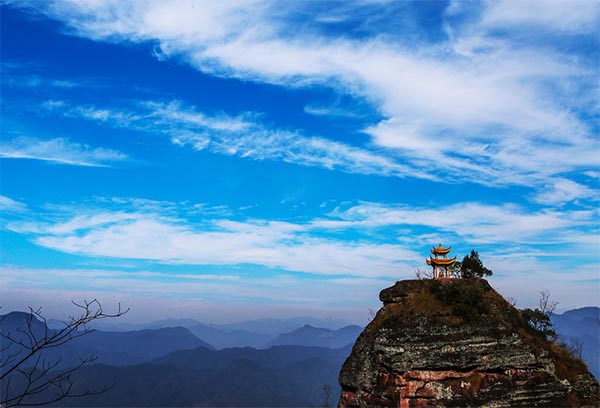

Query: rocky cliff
left=339, top=279, right=599, bottom=407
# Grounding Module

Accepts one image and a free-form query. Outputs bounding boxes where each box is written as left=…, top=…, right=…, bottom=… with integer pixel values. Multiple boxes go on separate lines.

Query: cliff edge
left=339, top=279, right=599, bottom=407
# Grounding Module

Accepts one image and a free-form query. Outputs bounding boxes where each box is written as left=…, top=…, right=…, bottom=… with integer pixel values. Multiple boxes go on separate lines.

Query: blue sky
left=1, top=0, right=598, bottom=324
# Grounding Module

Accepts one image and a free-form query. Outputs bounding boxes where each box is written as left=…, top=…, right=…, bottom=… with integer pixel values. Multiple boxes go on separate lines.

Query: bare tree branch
left=0, top=300, right=128, bottom=407
left=538, top=289, right=558, bottom=316
left=415, top=267, right=433, bottom=280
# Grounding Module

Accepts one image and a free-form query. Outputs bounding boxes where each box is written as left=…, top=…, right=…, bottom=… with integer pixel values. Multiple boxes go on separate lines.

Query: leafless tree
left=538, top=289, right=558, bottom=316
left=0, top=299, right=128, bottom=407
left=415, top=267, right=433, bottom=280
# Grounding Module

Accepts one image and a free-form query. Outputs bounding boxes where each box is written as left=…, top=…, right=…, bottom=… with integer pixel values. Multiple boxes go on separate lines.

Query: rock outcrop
left=339, top=279, right=599, bottom=407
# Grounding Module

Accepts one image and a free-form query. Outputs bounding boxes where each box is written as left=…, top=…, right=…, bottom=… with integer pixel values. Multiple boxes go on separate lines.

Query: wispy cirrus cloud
left=0, top=136, right=127, bottom=167
left=2, top=62, right=82, bottom=88
left=31, top=217, right=415, bottom=278
left=317, top=201, right=597, bottom=245
left=0, top=195, right=27, bottom=213
left=2, top=72, right=81, bottom=89
left=12, top=0, right=599, bottom=196
left=42, top=99, right=428, bottom=179
left=533, top=179, right=597, bottom=206
left=6, top=198, right=418, bottom=278
left=475, top=0, right=600, bottom=34
left=40, top=97, right=600, bottom=207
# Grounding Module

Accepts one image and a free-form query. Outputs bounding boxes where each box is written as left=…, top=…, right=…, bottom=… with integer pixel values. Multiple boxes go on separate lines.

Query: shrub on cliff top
left=430, top=280, right=489, bottom=323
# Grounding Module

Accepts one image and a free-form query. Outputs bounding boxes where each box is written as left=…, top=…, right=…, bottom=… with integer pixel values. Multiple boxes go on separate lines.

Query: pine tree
left=454, top=250, right=493, bottom=278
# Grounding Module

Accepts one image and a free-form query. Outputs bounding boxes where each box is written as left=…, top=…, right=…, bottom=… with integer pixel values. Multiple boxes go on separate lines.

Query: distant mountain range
left=70, top=315, right=352, bottom=336
left=213, top=316, right=351, bottom=336
left=186, top=323, right=272, bottom=349
left=1, top=311, right=213, bottom=368
left=2, top=307, right=597, bottom=406
left=70, top=327, right=214, bottom=365
left=60, top=315, right=358, bottom=349
left=551, top=307, right=599, bottom=380
left=264, top=324, right=362, bottom=349
left=52, top=345, right=352, bottom=407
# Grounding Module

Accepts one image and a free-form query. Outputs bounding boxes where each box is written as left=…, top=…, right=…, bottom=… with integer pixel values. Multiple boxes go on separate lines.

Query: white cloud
left=16, top=0, right=599, bottom=190
left=303, top=103, right=365, bottom=118
left=478, top=0, right=600, bottom=33
left=318, top=201, right=597, bottom=244
left=3, top=74, right=81, bottom=89
left=0, top=136, right=127, bottom=167
left=0, top=195, right=27, bottom=212
left=8, top=204, right=418, bottom=277
left=4, top=195, right=597, bottom=315
left=7, top=196, right=597, bottom=278
left=534, top=178, right=597, bottom=205
left=43, top=99, right=429, bottom=180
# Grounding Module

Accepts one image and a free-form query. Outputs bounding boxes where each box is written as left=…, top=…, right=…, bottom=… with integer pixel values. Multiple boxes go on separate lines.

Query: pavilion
left=426, top=244, right=457, bottom=279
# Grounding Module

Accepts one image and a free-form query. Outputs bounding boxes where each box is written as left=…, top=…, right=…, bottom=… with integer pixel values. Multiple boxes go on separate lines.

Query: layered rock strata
left=339, top=279, right=599, bottom=407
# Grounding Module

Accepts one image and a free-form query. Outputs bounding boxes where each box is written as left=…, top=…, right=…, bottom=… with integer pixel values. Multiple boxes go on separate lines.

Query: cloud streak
left=7, top=200, right=418, bottom=277
left=476, top=0, right=600, bottom=34
left=318, top=201, right=597, bottom=245
left=0, top=136, right=127, bottom=167
left=43, top=99, right=428, bottom=180
left=0, top=195, right=27, bottom=213
left=6, top=197, right=597, bottom=277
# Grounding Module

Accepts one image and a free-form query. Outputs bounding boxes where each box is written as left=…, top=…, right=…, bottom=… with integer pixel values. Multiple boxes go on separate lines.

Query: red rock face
left=338, top=279, right=599, bottom=407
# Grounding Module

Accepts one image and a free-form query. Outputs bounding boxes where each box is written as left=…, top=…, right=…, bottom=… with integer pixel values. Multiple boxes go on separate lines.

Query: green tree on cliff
left=521, top=289, right=557, bottom=340
left=452, top=250, right=493, bottom=278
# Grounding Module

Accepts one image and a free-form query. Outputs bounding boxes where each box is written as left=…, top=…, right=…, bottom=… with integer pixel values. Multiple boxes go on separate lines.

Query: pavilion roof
left=431, top=243, right=452, bottom=255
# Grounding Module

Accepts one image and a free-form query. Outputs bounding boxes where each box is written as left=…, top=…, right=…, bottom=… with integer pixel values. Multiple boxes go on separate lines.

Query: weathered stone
left=339, top=279, right=599, bottom=407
